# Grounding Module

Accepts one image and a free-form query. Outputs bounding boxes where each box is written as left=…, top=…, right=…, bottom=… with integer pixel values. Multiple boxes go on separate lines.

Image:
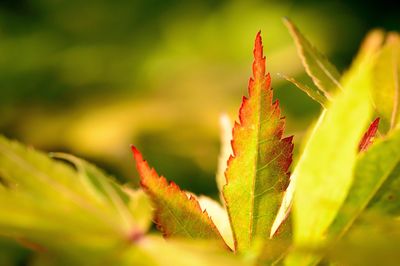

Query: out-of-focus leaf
left=372, top=33, right=400, bottom=133
left=216, top=114, right=233, bottom=203
left=279, top=73, right=329, bottom=107
left=256, top=233, right=292, bottom=266
left=289, top=41, right=373, bottom=254
left=124, top=188, right=153, bottom=233
left=0, top=135, right=95, bottom=199
left=223, top=32, right=293, bottom=252
left=284, top=18, right=342, bottom=96
left=352, top=29, right=385, bottom=67
left=141, top=236, right=247, bottom=266
left=328, top=128, right=400, bottom=240
left=368, top=163, right=400, bottom=216
left=358, top=117, right=380, bottom=152
left=327, top=213, right=400, bottom=266
left=197, top=195, right=234, bottom=250
left=271, top=118, right=321, bottom=239
left=0, top=238, right=30, bottom=266
left=50, top=153, right=153, bottom=233
left=131, top=146, right=226, bottom=246
left=0, top=135, right=154, bottom=264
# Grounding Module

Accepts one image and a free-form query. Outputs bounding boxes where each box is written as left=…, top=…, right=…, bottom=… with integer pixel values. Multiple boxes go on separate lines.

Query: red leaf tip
left=358, top=117, right=380, bottom=152
left=253, top=32, right=266, bottom=80
left=131, top=145, right=143, bottom=162
left=254, top=31, right=264, bottom=61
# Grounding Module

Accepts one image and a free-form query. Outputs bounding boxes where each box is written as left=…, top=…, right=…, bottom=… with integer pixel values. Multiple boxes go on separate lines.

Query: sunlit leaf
left=223, top=32, right=294, bottom=252
left=372, top=33, right=400, bottom=133
left=51, top=153, right=153, bottom=233
left=141, top=236, right=247, bottom=266
left=328, top=128, right=400, bottom=240
left=327, top=213, right=400, bottom=266
left=368, top=163, right=400, bottom=216
left=290, top=43, right=374, bottom=247
left=352, top=29, right=385, bottom=67
left=131, top=146, right=226, bottom=246
left=0, top=135, right=154, bottom=264
left=284, top=18, right=342, bottom=96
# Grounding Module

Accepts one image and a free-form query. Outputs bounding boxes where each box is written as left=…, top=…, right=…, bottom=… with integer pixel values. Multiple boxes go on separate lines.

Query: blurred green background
left=0, top=0, right=399, bottom=197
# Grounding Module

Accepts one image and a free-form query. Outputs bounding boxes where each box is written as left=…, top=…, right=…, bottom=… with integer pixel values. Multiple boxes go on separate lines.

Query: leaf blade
left=372, top=33, right=400, bottom=133
left=223, top=32, right=293, bottom=251
left=328, top=128, right=400, bottom=240
left=0, top=135, right=155, bottom=263
left=291, top=47, right=374, bottom=246
left=284, top=18, right=342, bottom=95
left=131, top=146, right=226, bottom=245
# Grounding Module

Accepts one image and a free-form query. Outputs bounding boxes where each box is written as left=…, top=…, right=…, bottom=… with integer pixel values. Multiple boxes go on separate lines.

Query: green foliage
left=371, top=33, right=400, bottom=133
left=283, top=18, right=341, bottom=99
left=0, top=19, right=400, bottom=266
left=131, top=146, right=226, bottom=244
left=222, top=32, right=293, bottom=252
left=329, top=128, right=400, bottom=237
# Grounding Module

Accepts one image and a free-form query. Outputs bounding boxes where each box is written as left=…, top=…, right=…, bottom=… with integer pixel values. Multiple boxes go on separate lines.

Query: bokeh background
left=0, top=0, right=399, bottom=197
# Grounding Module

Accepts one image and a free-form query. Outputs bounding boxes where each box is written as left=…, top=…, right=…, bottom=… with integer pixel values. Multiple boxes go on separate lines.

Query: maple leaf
left=285, top=32, right=375, bottom=265
left=372, top=33, right=400, bottom=133
left=272, top=117, right=381, bottom=239
left=279, top=73, right=329, bottom=108
left=283, top=18, right=342, bottom=97
left=223, top=32, right=294, bottom=252
left=131, top=146, right=227, bottom=246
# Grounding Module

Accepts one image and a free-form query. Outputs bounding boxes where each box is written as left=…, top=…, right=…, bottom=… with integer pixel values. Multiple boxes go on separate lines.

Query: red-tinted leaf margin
left=131, top=146, right=226, bottom=246
left=223, top=32, right=294, bottom=251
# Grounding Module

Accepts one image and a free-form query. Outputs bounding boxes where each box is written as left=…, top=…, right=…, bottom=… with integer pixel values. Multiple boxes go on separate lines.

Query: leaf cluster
left=0, top=19, right=399, bottom=265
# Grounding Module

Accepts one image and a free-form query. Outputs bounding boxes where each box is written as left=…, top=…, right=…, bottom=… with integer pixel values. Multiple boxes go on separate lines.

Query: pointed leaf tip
left=253, top=32, right=265, bottom=79
left=131, top=145, right=149, bottom=177
left=223, top=32, right=293, bottom=251
left=131, top=145, right=144, bottom=163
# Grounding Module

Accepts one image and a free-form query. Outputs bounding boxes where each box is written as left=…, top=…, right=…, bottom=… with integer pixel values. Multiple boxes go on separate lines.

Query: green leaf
left=327, top=128, right=400, bottom=240
left=124, top=188, right=153, bottom=233
left=51, top=153, right=153, bottom=233
left=367, top=163, right=400, bottom=216
left=327, top=213, right=400, bottom=266
left=284, top=18, right=342, bottom=96
left=371, top=33, right=400, bottom=133
left=352, top=29, right=385, bottom=70
left=290, top=46, right=374, bottom=247
left=279, top=73, right=329, bottom=107
left=223, top=32, right=294, bottom=252
left=142, top=236, right=248, bottom=266
left=0, top=135, right=152, bottom=259
left=131, top=146, right=227, bottom=246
